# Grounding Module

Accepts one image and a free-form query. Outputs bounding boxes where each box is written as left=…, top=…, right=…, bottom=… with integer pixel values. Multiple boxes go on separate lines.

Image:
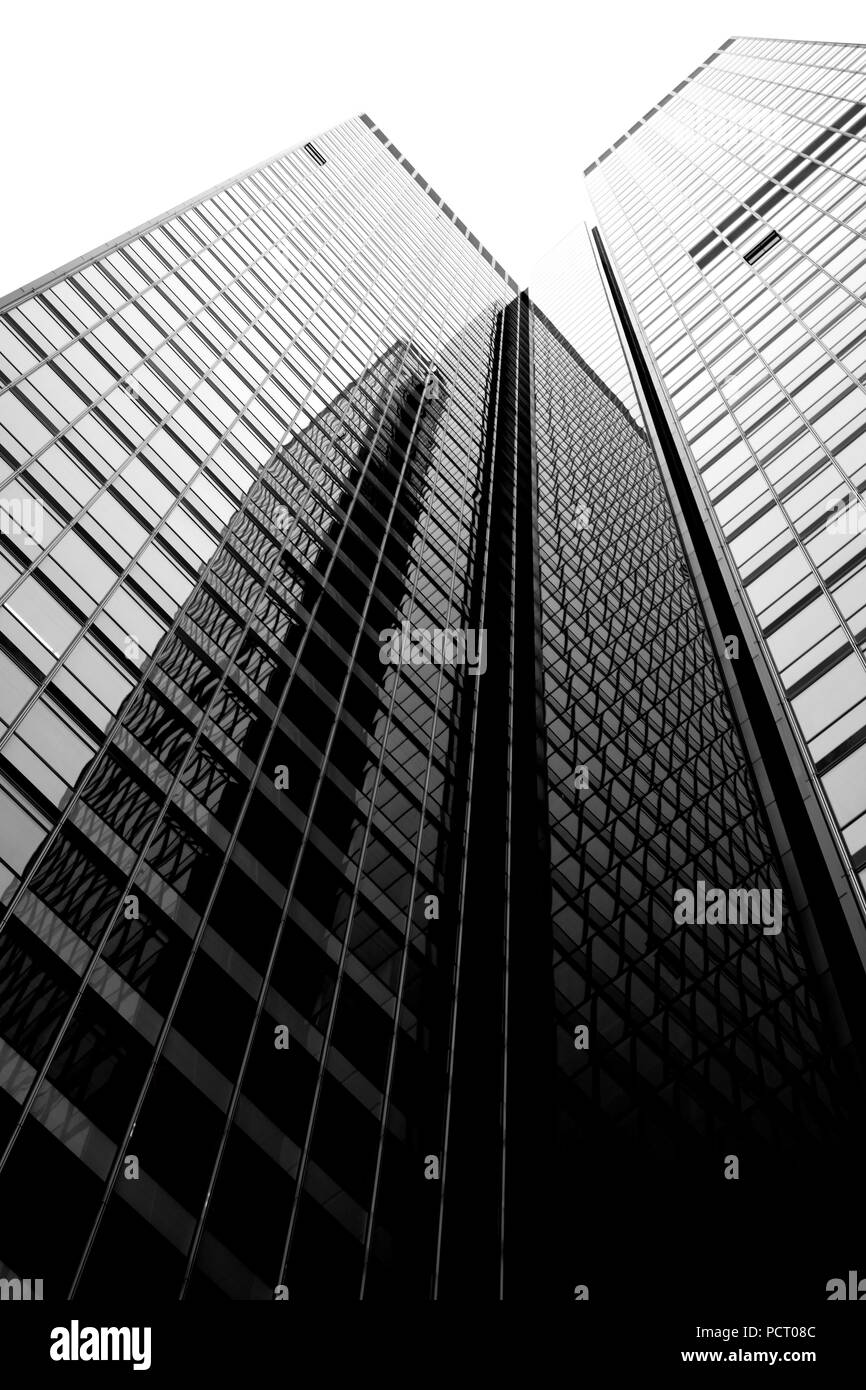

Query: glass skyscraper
left=585, top=36, right=866, bottom=995
left=0, top=76, right=864, bottom=1306
left=577, top=36, right=866, bottom=1300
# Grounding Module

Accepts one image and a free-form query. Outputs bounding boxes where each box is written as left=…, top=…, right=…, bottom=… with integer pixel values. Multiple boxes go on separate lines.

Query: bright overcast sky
left=1, top=0, right=863, bottom=299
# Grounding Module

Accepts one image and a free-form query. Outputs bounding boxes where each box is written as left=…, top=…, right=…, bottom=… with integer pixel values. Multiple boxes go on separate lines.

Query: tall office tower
left=0, top=117, right=522, bottom=1301
left=0, top=106, right=863, bottom=1307
left=584, top=38, right=866, bottom=1080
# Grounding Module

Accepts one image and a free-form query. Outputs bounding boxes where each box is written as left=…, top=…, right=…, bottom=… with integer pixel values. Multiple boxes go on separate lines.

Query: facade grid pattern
left=0, top=115, right=512, bottom=1298
left=587, top=36, right=866, bottom=902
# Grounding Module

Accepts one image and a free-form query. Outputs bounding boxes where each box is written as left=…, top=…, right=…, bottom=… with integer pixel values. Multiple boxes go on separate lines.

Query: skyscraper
left=0, top=114, right=524, bottom=1300
left=584, top=36, right=866, bottom=1032
left=0, top=88, right=864, bottom=1308
left=576, top=35, right=866, bottom=1301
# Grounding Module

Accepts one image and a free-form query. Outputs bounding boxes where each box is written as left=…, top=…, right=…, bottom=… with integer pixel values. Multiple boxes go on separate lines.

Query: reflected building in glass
left=533, top=298, right=864, bottom=1302
left=0, top=98, right=864, bottom=1305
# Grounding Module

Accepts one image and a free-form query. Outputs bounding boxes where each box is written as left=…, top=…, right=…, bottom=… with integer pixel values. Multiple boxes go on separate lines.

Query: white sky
left=1, top=0, right=864, bottom=300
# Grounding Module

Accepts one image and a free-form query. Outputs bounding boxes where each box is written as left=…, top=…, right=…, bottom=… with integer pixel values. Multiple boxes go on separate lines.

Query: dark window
left=744, top=230, right=782, bottom=265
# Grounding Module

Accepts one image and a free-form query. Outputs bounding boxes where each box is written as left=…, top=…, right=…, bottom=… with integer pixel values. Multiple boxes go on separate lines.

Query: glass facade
left=586, top=37, right=866, bottom=914
left=0, top=94, right=863, bottom=1304
left=0, top=116, right=518, bottom=1298
left=533, top=305, right=862, bottom=1299
left=531, top=225, right=641, bottom=423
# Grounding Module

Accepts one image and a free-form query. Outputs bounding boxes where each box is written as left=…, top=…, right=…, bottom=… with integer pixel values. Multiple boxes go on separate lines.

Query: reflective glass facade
left=534, top=306, right=863, bottom=1299
left=586, top=37, right=866, bottom=919
left=0, top=99, right=864, bottom=1305
left=0, top=117, right=518, bottom=1299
